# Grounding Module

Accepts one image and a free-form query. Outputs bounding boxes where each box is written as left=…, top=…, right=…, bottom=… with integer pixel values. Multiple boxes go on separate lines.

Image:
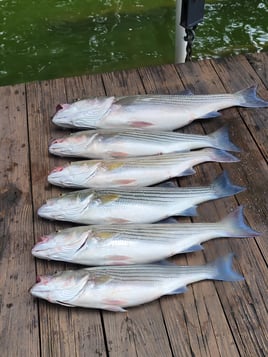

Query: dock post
left=175, top=0, right=187, bottom=63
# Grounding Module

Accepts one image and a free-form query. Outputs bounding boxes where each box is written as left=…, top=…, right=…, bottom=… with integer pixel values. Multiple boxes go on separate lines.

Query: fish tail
left=211, top=171, right=245, bottom=199
left=202, top=148, right=240, bottom=163
left=220, top=206, right=261, bottom=237
left=208, top=126, right=240, bottom=152
left=235, top=86, right=268, bottom=108
left=209, top=253, right=244, bottom=281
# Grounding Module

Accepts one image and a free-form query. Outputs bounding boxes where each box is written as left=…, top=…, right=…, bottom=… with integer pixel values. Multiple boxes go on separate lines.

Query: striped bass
left=30, top=253, right=243, bottom=311
left=32, top=206, right=259, bottom=265
left=37, top=171, right=245, bottom=224
left=52, top=86, right=268, bottom=130
left=47, top=148, right=239, bottom=188
left=49, top=126, right=240, bottom=159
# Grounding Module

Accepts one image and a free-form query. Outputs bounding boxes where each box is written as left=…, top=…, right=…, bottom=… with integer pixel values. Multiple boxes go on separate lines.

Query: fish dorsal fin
left=180, top=244, right=203, bottom=253
left=156, top=259, right=176, bottom=266
left=178, top=206, right=198, bottom=216
left=179, top=168, right=196, bottom=177
left=158, top=217, right=178, bottom=224
left=178, top=89, right=194, bottom=95
left=199, top=111, right=221, bottom=119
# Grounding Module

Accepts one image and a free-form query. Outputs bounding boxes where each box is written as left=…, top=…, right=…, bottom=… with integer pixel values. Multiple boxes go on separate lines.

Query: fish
left=52, top=86, right=268, bottom=130
left=47, top=148, right=239, bottom=188
left=37, top=171, right=245, bottom=225
left=32, top=206, right=259, bottom=265
left=49, top=126, right=240, bottom=159
left=30, top=253, right=244, bottom=311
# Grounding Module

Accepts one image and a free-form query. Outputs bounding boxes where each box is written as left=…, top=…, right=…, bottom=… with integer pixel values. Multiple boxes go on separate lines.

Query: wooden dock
left=0, top=52, right=267, bottom=357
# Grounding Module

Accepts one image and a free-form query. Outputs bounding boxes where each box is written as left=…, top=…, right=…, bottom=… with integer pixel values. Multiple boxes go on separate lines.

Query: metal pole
left=175, top=0, right=187, bottom=63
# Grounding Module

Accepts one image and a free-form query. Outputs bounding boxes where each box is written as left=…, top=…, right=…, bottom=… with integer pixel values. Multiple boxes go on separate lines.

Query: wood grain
left=0, top=84, right=40, bottom=356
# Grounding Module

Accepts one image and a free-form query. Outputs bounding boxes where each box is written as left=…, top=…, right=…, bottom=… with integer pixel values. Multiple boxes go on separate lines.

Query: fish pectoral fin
left=199, top=111, right=221, bottom=119
left=102, top=299, right=128, bottom=312
left=56, top=300, right=76, bottom=307
left=178, top=206, right=198, bottom=216
left=103, top=305, right=127, bottom=312
left=180, top=244, right=203, bottom=253
left=166, top=286, right=188, bottom=295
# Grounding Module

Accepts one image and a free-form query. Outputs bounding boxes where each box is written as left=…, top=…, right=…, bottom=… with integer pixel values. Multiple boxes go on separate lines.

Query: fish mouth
left=37, top=204, right=64, bottom=220
left=30, top=272, right=89, bottom=303
left=47, top=167, right=69, bottom=186
left=49, top=138, right=66, bottom=147
left=29, top=275, right=53, bottom=296
left=31, top=238, right=59, bottom=259
left=56, top=104, right=64, bottom=112
left=55, top=103, right=71, bottom=114
left=49, top=166, right=64, bottom=174
left=32, top=231, right=89, bottom=260
left=31, top=244, right=52, bottom=259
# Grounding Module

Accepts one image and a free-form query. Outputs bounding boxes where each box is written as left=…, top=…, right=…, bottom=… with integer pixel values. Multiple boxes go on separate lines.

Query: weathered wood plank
left=246, top=52, right=268, bottom=88
left=174, top=57, right=268, bottom=357
left=26, top=78, right=107, bottom=357
left=0, top=84, right=40, bottom=356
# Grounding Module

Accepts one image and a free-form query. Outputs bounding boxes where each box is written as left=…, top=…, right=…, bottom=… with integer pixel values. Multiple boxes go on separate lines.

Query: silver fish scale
left=72, top=153, right=201, bottom=167
left=100, top=130, right=210, bottom=143
left=92, top=187, right=213, bottom=202
left=92, top=223, right=223, bottom=239
left=56, top=188, right=212, bottom=206
left=83, top=265, right=212, bottom=282
left=116, top=94, right=236, bottom=106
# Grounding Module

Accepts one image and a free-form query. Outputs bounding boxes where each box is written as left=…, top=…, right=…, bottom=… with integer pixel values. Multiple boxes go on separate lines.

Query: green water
left=1, top=0, right=267, bottom=86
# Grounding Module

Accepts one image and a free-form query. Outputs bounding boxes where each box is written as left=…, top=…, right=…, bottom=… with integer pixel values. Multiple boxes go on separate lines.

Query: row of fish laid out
left=52, top=86, right=268, bottom=131
left=49, top=126, right=240, bottom=159
left=30, top=86, right=265, bottom=311
left=48, top=148, right=239, bottom=188
left=38, top=171, right=245, bottom=225
left=32, top=206, right=259, bottom=266
left=30, top=253, right=243, bottom=311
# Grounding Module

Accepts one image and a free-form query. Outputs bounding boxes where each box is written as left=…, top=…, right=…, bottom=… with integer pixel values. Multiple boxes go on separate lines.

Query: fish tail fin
left=220, top=206, right=261, bottom=237
left=209, top=253, right=244, bottom=281
left=202, top=148, right=240, bottom=163
left=208, top=126, right=241, bottom=152
left=211, top=171, right=245, bottom=199
left=235, top=86, right=268, bottom=108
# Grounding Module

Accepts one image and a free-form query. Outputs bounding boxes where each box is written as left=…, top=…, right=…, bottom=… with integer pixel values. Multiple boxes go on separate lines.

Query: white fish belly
left=99, top=99, right=237, bottom=130
left=87, top=165, right=181, bottom=187
left=94, top=140, right=180, bottom=158
left=75, top=239, right=179, bottom=265
left=101, top=106, right=192, bottom=130
left=70, top=279, right=180, bottom=309
left=83, top=196, right=201, bottom=224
